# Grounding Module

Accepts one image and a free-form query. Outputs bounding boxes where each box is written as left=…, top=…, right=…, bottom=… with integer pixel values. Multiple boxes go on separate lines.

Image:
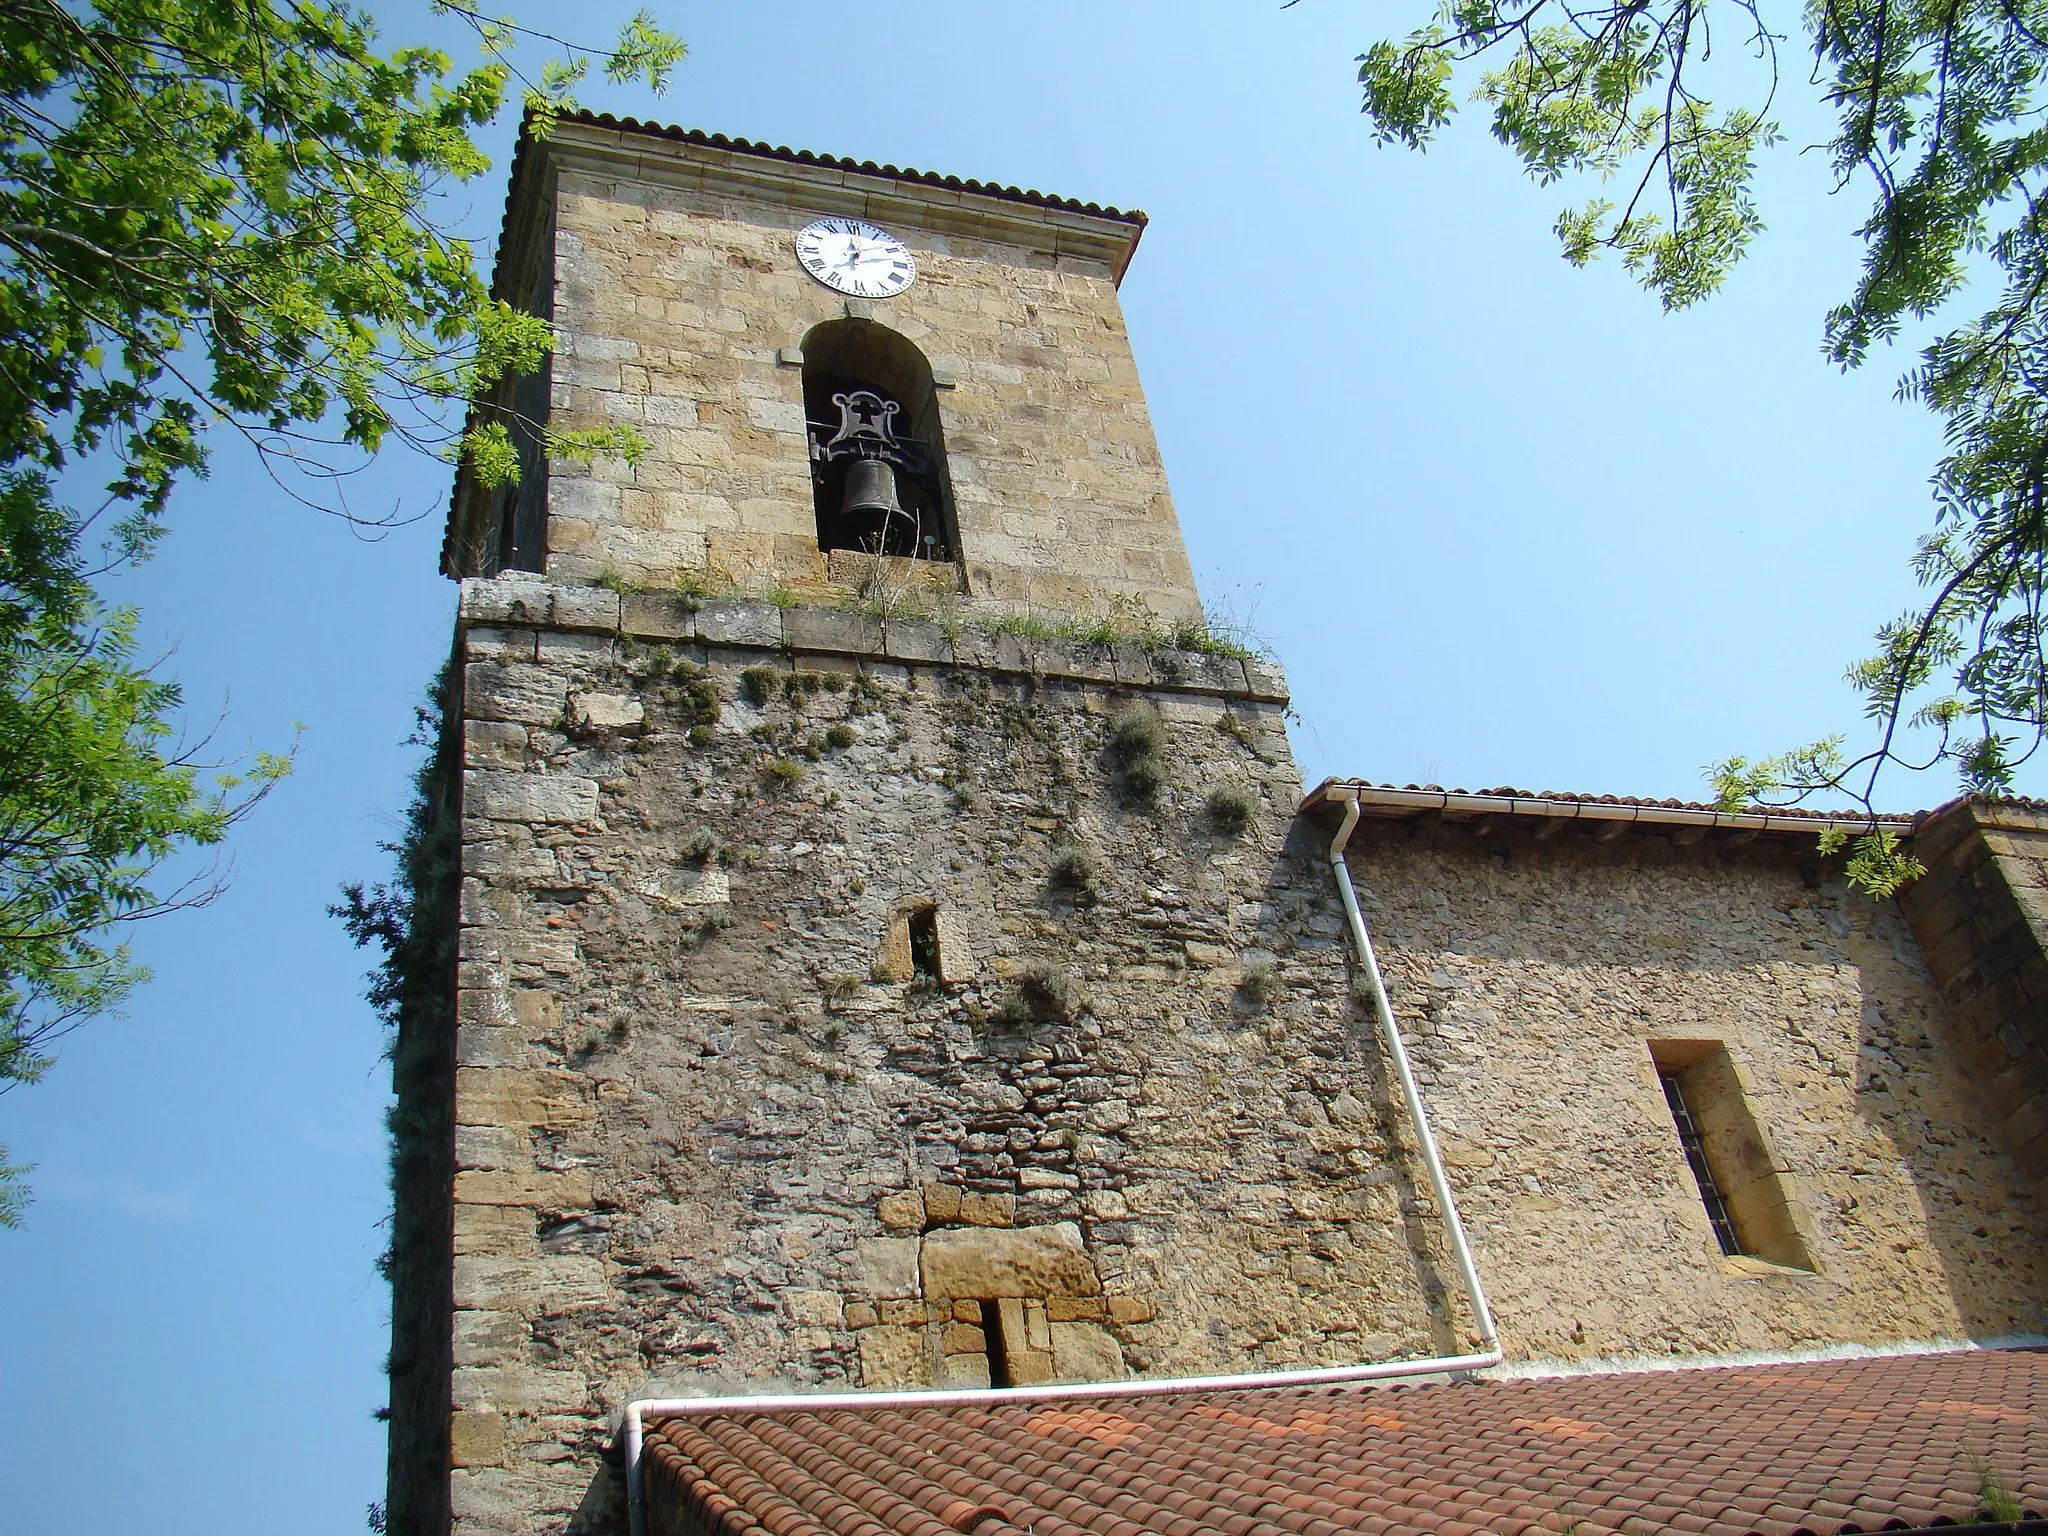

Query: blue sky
left=0, top=4, right=2010, bottom=1533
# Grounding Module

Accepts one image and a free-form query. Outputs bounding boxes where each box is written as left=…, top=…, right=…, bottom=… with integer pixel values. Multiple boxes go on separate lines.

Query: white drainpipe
left=1322, top=788, right=1500, bottom=1360
left=618, top=788, right=1501, bottom=1536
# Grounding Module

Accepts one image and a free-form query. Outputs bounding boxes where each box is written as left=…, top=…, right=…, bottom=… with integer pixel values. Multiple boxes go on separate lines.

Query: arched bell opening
left=800, top=319, right=958, bottom=562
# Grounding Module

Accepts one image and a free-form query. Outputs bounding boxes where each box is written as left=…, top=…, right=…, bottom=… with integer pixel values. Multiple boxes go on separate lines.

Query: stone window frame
left=1647, top=1038, right=1819, bottom=1273
left=880, top=899, right=971, bottom=985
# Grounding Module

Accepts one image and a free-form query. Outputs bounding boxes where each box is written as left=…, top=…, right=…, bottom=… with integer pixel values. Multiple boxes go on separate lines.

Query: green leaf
left=1354, top=0, right=2048, bottom=808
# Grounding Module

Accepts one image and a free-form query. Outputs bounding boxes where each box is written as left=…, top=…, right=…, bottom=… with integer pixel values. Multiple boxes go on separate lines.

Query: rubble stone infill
left=440, top=585, right=1446, bottom=1535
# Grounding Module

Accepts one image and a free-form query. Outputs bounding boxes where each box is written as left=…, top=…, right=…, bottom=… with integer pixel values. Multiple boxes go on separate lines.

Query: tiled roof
left=1299, top=780, right=1920, bottom=838
left=551, top=111, right=1148, bottom=225
left=644, top=1350, right=2047, bottom=1536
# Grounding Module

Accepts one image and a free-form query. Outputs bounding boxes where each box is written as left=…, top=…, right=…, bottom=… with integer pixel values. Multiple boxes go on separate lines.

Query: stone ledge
left=460, top=575, right=621, bottom=635
left=457, top=577, right=1289, bottom=703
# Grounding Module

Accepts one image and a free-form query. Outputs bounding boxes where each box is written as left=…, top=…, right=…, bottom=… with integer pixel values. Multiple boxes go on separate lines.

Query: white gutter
left=1304, top=781, right=1914, bottom=839
left=619, top=791, right=1503, bottom=1536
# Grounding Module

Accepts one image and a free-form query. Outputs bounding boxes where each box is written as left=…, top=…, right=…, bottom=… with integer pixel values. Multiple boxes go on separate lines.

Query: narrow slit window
left=908, top=906, right=941, bottom=981
left=1649, top=1041, right=1814, bottom=1270
left=977, top=1300, right=1012, bottom=1387
left=1661, top=1070, right=1743, bottom=1257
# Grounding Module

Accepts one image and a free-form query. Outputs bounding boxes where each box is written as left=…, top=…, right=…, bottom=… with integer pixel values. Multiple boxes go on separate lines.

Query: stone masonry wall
left=508, top=125, right=1202, bottom=622
left=1901, top=798, right=2048, bottom=1196
left=444, top=581, right=1464, bottom=1535
left=1347, top=818, right=2048, bottom=1362
left=437, top=577, right=2048, bottom=1536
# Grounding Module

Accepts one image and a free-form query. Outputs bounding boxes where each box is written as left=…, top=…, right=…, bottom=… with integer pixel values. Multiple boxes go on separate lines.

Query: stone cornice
left=533, top=116, right=1148, bottom=282
left=458, top=578, right=1287, bottom=703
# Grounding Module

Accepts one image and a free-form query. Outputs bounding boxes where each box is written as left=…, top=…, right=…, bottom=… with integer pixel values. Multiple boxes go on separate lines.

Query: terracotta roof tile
left=1306, top=779, right=1921, bottom=828
left=556, top=112, right=1147, bottom=224
left=645, top=1352, right=2048, bottom=1536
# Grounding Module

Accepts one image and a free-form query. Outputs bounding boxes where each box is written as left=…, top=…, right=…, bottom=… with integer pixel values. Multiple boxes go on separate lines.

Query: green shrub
left=1122, top=756, right=1164, bottom=799
left=678, top=676, right=720, bottom=725
left=762, top=757, right=806, bottom=788
left=687, top=724, right=715, bottom=749
left=1975, top=1458, right=2025, bottom=1525
left=825, top=723, right=856, bottom=750
left=680, top=829, right=720, bottom=866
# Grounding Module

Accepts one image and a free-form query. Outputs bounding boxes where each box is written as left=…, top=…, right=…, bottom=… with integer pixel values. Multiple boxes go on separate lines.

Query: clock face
left=795, top=218, right=916, bottom=298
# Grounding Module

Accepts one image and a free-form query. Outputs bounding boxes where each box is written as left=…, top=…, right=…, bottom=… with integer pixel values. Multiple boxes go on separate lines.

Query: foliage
left=819, top=972, right=864, bottom=1009
left=0, top=1142, right=30, bottom=1227
left=761, top=757, right=806, bottom=788
left=1713, top=743, right=1926, bottom=894
left=332, top=668, right=460, bottom=1045
left=979, top=602, right=1264, bottom=660
left=740, top=667, right=780, bottom=706
left=831, top=576, right=1268, bottom=661
left=0, top=0, right=682, bottom=1173
left=1, top=474, right=290, bottom=1100
left=0, top=0, right=679, bottom=553
left=333, top=667, right=461, bottom=1495
left=1356, top=0, right=2048, bottom=859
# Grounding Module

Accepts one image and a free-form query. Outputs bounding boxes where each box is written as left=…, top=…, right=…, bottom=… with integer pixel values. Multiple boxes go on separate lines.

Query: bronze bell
left=839, top=457, right=904, bottom=522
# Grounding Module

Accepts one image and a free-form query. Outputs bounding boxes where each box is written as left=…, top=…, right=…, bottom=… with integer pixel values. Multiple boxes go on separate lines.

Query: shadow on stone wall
left=1338, top=818, right=2048, bottom=1360
left=1845, top=896, right=2048, bottom=1342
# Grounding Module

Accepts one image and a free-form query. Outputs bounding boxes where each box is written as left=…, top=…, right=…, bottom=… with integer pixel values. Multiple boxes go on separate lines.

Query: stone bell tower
left=399, top=116, right=1429, bottom=1536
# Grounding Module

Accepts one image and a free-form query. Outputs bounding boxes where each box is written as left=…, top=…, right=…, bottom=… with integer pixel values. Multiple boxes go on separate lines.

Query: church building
left=389, top=112, right=2048, bottom=1536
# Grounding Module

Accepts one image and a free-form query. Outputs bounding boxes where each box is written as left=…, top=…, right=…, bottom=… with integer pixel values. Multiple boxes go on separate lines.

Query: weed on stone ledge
left=819, top=973, right=864, bottom=1011
left=1238, top=962, right=1282, bottom=1012
left=739, top=667, right=779, bottom=706
left=1049, top=843, right=1098, bottom=899
left=997, top=959, right=1083, bottom=1025
left=1206, top=784, right=1259, bottom=837
left=1107, top=704, right=1167, bottom=801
